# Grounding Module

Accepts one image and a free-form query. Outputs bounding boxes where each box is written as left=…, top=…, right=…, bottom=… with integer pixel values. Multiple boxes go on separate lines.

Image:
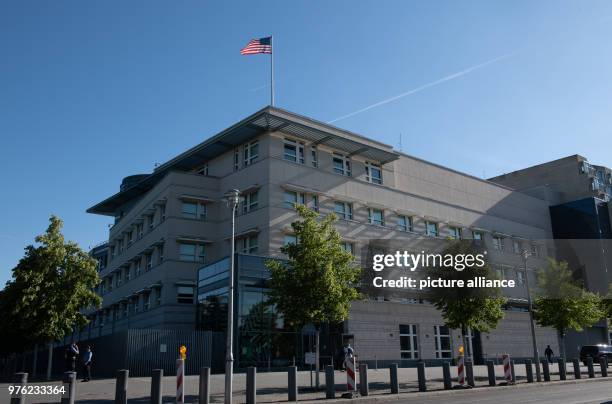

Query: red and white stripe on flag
left=240, top=37, right=272, bottom=55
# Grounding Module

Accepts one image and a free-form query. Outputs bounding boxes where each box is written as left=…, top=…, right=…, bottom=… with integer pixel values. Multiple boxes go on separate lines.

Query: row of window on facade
left=100, top=244, right=164, bottom=294
left=90, top=287, right=163, bottom=327
left=109, top=203, right=166, bottom=259
left=227, top=138, right=384, bottom=184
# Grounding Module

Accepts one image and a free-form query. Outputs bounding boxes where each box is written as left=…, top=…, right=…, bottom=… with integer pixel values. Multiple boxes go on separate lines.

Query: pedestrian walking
left=545, top=345, right=554, bottom=364
left=81, top=345, right=93, bottom=382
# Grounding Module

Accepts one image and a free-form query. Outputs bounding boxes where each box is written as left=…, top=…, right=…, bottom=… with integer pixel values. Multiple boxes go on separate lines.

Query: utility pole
left=522, top=249, right=542, bottom=382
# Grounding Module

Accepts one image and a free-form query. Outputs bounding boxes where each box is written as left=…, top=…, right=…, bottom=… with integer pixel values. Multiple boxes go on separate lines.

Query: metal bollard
left=558, top=359, right=566, bottom=380
left=572, top=358, right=581, bottom=379
left=389, top=363, right=399, bottom=394
left=199, top=367, right=209, bottom=404
left=466, top=361, right=475, bottom=387
left=525, top=359, right=534, bottom=383
left=486, top=360, right=496, bottom=386
left=115, top=369, right=129, bottom=404
left=246, top=366, right=256, bottom=404
left=325, top=365, right=334, bottom=399
left=541, top=360, right=550, bottom=381
left=288, top=366, right=298, bottom=401
left=442, top=362, right=451, bottom=390
left=417, top=362, right=427, bottom=392
left=10, top=372, right=28, bottom=404
left=60, top=372, right=76, bottom=404
left=359, top=363, right=369, bottom=396
left=600, top=357, right=608, bottom=377
left=510, top=360, right=516, bottom=383
left=151, top=369, right=163, bottom=404
left=587, top=357, right=595, bottom=378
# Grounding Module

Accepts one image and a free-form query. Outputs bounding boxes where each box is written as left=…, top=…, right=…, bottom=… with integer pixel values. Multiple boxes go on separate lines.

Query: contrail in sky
left=327, top=52, right=517, bottom=123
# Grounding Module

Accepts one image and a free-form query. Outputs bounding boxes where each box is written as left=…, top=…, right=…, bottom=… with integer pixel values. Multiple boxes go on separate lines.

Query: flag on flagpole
left=240, top=37, right=272, bottom=55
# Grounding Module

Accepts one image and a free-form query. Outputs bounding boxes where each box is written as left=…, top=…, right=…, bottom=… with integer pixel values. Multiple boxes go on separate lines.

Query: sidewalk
left=1, top=363, right=609, bottom=403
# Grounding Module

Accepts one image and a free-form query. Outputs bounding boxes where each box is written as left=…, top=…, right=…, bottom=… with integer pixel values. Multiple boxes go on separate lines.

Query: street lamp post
left=224, top=189, right=241, bottom=404
left=522, top=249, right=542, bottom=382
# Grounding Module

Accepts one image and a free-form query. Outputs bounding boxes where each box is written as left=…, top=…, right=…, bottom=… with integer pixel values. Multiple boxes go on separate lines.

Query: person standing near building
left=81, top=346, right=93, bottom=382
left=68, top=342, right=80, bottom=372
left=545, top=345, right=554, bottom=363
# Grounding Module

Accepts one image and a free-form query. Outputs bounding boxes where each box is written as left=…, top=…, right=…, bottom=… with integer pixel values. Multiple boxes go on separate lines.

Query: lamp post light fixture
left=522, top=248, right=542, bottom=382
left=223, top=189, right=241, bottom=404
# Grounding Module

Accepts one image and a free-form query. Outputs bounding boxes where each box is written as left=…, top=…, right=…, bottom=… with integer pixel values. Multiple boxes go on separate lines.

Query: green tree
left=266, top=204, right=360, bottom=388
left=533, top=258, right=604, bottom=359
left=0, top=216, right=101, bottom=377
left=426, top=240, right=506, bottom=358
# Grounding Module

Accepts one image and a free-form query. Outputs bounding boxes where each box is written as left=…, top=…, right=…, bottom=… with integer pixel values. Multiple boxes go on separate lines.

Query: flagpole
left=270, top=35, right=274, bottom=106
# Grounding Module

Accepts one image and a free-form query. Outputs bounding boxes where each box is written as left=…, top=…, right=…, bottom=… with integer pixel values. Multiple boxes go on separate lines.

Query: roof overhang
left=87, top=106, right=399, bottom=216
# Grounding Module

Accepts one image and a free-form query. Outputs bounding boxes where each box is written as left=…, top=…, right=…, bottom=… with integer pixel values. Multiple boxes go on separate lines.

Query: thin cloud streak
left=327, top=52, right=517, bottom=123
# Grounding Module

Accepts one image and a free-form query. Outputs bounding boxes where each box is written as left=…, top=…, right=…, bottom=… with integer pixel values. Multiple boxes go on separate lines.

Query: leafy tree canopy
left=0, top=216, right=101, bottom=352
left=266, top=205, right=361, bottom=330
left=426, top=240, right=505, bottom=334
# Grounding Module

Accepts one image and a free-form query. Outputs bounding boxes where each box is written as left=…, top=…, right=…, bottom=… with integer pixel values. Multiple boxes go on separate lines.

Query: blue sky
left=1, top=1, right=612, bottom=286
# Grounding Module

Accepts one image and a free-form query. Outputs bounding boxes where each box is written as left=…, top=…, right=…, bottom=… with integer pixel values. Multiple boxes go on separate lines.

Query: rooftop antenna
left=399, top=133, right=403, bottom=153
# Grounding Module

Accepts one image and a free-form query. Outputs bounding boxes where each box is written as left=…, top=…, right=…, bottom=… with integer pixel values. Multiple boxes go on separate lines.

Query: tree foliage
left=0, top=216, right=101, bottom=353
left=265, top=205, right=361, bottom=330
left=533, top=258, right=604, bottom=353
left=426, top=240, right=506, bottom=336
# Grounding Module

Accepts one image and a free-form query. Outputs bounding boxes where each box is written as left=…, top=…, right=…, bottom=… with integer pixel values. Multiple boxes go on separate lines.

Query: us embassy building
left=83, top=106, right=610, bottom=370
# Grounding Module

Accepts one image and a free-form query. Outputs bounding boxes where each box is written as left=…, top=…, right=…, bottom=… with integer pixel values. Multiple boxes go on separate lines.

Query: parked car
left=579, top=344, right=612, bottom=366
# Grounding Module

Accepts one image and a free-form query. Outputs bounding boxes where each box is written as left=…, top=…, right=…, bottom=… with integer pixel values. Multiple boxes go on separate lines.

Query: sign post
left=177, top=345, right=187, bottom=404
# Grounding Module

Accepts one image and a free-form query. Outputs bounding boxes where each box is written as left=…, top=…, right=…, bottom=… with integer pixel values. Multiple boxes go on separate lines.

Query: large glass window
left=332, top=153, right=351, bottom=176
left=182, top=201, right=207, bottom=220
left=368, top=208, right=385, bottom=226
left=311, top=147, right=318, bottom=167
left=283, top=234, right=297, bottom=246
left=400, top=324, right=418, bottom=359
left=243, top=191, right=259, bottom=214
left=177, top=286, right=195, bottom=304
left=241, top=235, right=259, bottom=254
left=365, top=162, right=383, bottom=184
left=284, top=191, right=305, bottom=209
left=513, top=240, right=521, bottom=254
left=341, top=242, right=354, bottom=255
left=426, top=221, right=439, bottom=237
left=284, top=139, right=304, bottom=164
left=397, top=215, right=413, bottom=232
left=334, top=201, right=353, bottom=220
left=448, top=226, right=462, bottom=240
left=472, top=231, right=483, bottom=241
left=493, top=236, right=504, bottom=251
left=179, top=243, right=205, bottom=262
left=434, top=325, right=451, bottom=358
left=244, top=141, right=259, bottom=166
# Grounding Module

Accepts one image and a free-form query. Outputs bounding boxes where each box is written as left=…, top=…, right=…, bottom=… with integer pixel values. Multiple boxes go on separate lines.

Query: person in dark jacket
left=81, top=346, right=93, bottom=382
left=545, top=345, right=554, bottom=363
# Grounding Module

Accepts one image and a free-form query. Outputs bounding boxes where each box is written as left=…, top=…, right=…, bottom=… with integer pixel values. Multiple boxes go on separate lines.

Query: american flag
left=240, top=37, right=272, bottom=55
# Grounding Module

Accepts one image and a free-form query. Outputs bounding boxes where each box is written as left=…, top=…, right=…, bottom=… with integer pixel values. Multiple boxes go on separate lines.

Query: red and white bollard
left=346, top=356, right=356, bottom=393
left=457, top=355, right=466, bottom=386
left=502, top=354, right=513, bottom=384
left=176, top=358, right=185, bottom=403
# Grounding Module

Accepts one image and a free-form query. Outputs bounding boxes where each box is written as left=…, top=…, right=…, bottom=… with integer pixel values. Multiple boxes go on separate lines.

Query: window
left=244, top=141, right=259, bottom=166
left=311, top=195, right=319, bottom=212
left=400, top=324, right=418, bottom=359
left=434, top=325, right=451, bottom=358
left=125, top=267, right=131, bottom=282
left=156, top=287, right=162, bottom=306
left=283, top=234, right=297, bottom=246
left=234, top=149, right=240, bottom=171
left=116, top=271, right=122, bottom=287
left=513, top=240, right=521, bottom=254
left=243, top=191, right=259, bottom=214
left=197, top=164, right=209, bottom=176
left=182, top=201, right=207, bottom=220
left=145, top=253, right=153, bottom=270
left=110, top=245, right=116, bottom=257
left=365, top=162, right=383, bottom=184
left=137, top=223, right=143, bottom=238
left=143, top=293, right=151, bottom=311
left=284, top=191, right=305, bottom=209
left=426, top=221, right=439, bottom=237
left=530, top=244, right=539, bottom=258
left=311, top=147, right=318, bottom=167
left=332, top=153, right=351, bottom=176
left=148, top=214, right=155, bottom=230
left=516, top=269, right=525, bottom=286
left=133, top=296, right=140, bottom=313
left=472, top=231, right=483, bottom=242
left=135, top=258, right=142, bottom=277
left=492, top=236, right=504, bottom=251
left=495, top=264, right=508, bottom=279
left=284, top=139, right=304, bottom=164
left=397, top=216, right=413, bottom=232
left=177, top=286, right=195, bottom=304
left=159, top=205, right=166, bottom=222
left=448, top=226, right=462, bottom=240
left=158, top=244, right=164, bottom=262
left=179, top=243, right=205, bottom=262
left=334, top=201, right=353, bottom=220
left=128, top=230, right=134, bottom=245
left=241, top=235, right=259, bottom=254
left=341, top=242, right=354, bottom=255
left=368, top=208, right=385, bottom=226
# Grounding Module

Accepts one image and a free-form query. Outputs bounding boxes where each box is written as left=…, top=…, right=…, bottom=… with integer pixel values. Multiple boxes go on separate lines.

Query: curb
left=299, top=376, right=612, bottom=403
